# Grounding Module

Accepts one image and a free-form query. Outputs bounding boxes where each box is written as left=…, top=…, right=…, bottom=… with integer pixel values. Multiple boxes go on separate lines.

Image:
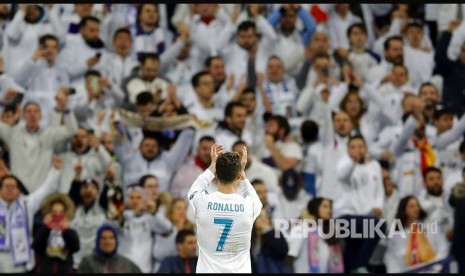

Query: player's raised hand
left=208, top=144, right=224, bottom=174
left=239, top=145, right=247, bottom=170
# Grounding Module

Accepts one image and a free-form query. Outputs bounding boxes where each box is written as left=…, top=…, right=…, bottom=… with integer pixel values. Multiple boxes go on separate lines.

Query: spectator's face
left=334, top=4, right=350, bottom=15
left=0, top=178, right=20, bottom=203
left=195, top=74, right=215, bottom=101
left=178, top=235, right=197, bottom=259
left=197, top=4, right=216, bottom=18
left=72, top=128, right=89, bottom=151
left=81, top=21, right=101, bottom=42
left=41, top=38, right=59, bottom=62
left=236, top=28, right=257, bottom=51
left=143, top=177, right=159, bottom=201
left=280, top=8, right=297, bottom=34
left=140, top=138, right=159, bottom=160
left=100, top=132, right=114, bottom=154
left=136, top=103, right=155, bottom=118
left=141, top=58, right=159, bottom=82
left=310, top=32, right=330, bottom=55
left=99, top=230, right=117, bottom=254
left=348, top=138, right=366, bottom=162
left=25, top=5, right=41, bottom=23
left=139, top=4, right=158, bottom=26
left=113, top=32, right=132, bottom=57
left=0, top=4, right=10, bottom=20
left=405, top=26, right=423, bottom=48
left=80, top=183, right=98, bottom=207
left=313, top=57, right=331, bottom=77
left=349, top=27, right=367, bottom=49
left=252, top=183, right=268, bottom=205
left=343, top=93, right=362, bottom=118
left=23, top=104, right=42, bottom=130
left=127, top=191, right=144, bottom=212
left=405, top=198, right=421, bottom=221
left=197, top=139, right=214, bottom=165
left=318, top=199, right=332, bottom=220
left=419, top=85, right=439, bottom=107
left=402, top=95, right=417, bottom=113
left=226, top=106, right=247, bottom=132
left=266, top=58, right=284, bottom=83
left=382, top=169, right=395, bottom=197
left=51, top=202, right=65, bottom=216
left=265, top=119, right=280, bottom=138
left=333, top=112, right=352, bottom=137
left=171, top=200, right=187, bottom=221
left=207, top=59, right=226, bottom=84
left=385, top=40, right=404, bottom=65
left=434, top=114, right=454, bottom=133
left=424, top=171, right=443, bottom=196
left=239, top=92, right=256, bottom=114
left=75, top=4, right=93, bottom=18
left=391, top=66, right=408, bottom=87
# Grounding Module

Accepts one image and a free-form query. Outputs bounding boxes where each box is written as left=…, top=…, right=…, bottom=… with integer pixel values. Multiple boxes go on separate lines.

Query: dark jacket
left=434, top=31, right=465, bottom=117
left=449, top=183, right=465, bottom=273
left=77, top=252, right=142, bottom=273
left=157, top=255, right=198, bottom=273
left=251, top=228, right=292, bottom=273
left=32, top=224, right=80, bottom=274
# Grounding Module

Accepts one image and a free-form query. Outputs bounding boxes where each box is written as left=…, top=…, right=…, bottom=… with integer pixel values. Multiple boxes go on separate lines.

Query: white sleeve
left=391, top=116, right=417, bottom=158
left=187, top=169, right=215, bottom=213
left=255, top=15, right=277, bottom=41
left=328, top=83, right=349, bottom=112
left=26, top=168, right=61, bottom=215
left=336, top=154, right=356, bottom=182
left=151, top=205, right=173, bottom=234
left=242, top=178, right=263, bottom=221
left=447, top=18, right=465, bottom=61
left=286, top=223, right=304, bottom=257
left=433, top=113, right=465, bottom=150
left=296, top=86, right=314, bottom=116
left=372, top=162, right=385, bottom=210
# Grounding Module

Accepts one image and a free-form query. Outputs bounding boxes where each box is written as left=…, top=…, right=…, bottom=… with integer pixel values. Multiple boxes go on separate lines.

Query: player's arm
left=187, top=144, right=223, bottom=211
left=239, top=145, right=263, bottom=220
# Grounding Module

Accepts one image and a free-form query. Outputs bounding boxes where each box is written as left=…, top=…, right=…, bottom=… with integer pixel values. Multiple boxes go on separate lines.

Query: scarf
left=0, top=200, right=31, bottom=265
left=200, top=16, right=215, bottom=25
left=405, top=223, right=436, bottom=265
left=194, top=156, right=208, bottom=171
left=113, top=108, right=210, bottom=132
left=412, top=137, right=436, bottom=174
left=310, top=5, right=328, bottom=23
left=308, top=228, right=344, bottom=273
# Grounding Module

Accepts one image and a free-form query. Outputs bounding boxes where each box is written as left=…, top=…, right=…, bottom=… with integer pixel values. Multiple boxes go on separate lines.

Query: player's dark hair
left=216, top=152, right=242, bottom=184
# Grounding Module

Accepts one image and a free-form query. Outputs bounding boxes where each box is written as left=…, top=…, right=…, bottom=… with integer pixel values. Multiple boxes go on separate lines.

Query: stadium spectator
left=157, top=229, right=198, bottom=273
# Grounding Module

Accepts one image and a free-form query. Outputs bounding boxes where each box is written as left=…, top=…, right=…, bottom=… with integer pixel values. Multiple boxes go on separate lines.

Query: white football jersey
left=188, top=169, right=263, bottom=273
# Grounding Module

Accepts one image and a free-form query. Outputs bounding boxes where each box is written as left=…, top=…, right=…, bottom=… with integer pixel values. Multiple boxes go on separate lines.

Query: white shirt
left=403, top=45, right=434, bottom=90
left=327, top=11, right=362, bottom=50
left=245, top=156, right=280, bottom=194
left=188, top=169, right=262, bottom=273
left=117, top=208, right=172, bottom=273
left=336, top=155, right=385, bottom=216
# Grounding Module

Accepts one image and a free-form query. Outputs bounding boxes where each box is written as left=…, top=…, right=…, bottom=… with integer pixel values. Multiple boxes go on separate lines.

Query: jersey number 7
left=214, top=217, right=234, bottom=251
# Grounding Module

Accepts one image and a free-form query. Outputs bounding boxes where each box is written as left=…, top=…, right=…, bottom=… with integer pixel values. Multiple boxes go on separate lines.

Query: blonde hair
left=40, top=193, right=75, bottom=220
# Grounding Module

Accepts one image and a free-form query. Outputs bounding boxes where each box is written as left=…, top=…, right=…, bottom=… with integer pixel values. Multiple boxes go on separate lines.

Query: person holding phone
left=32, top=193, right=80, bottom=273
left=14, top=34, right=70, bottom=126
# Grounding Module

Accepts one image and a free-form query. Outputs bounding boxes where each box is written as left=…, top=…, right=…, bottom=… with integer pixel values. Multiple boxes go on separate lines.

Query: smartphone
left=90, top=76, right=100, bottom=92
left=67, top=88, right=76, bottom=95
left=321, top=67, right=330, bottom=77
left=5, top=93, right=24, bottom=106
left=48, top=214, right=66, bottom=230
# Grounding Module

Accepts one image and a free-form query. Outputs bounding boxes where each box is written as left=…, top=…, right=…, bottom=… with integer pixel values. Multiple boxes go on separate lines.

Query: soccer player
left=188, top=144, right=263, bottom=272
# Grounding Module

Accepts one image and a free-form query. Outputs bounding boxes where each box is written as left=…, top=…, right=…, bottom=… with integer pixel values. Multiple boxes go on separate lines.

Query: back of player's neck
left=217, top=182, right=237, bottom=194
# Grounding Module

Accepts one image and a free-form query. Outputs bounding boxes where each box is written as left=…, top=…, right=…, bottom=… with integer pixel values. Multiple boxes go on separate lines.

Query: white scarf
left=0, top=200, right=31, bottom=265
